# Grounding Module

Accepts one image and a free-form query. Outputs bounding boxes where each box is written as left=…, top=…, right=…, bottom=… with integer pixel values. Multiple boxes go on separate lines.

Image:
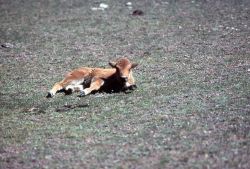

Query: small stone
left=91, top=3, right=109, bottom=11
left=126, top=2, right=132, bottom=6
left=1, top=43, right=14, bottom=48
left=99, top=3, right=109, bottom=9
left=91, top=7, right=100, bottom=11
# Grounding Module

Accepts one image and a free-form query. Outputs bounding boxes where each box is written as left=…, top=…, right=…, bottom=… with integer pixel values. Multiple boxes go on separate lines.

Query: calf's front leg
left=78, top=78, right=104, bottom=97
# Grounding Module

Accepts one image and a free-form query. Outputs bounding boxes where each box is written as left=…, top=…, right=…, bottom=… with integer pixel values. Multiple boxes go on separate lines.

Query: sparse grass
left=1, top=0, right=250, bottom=168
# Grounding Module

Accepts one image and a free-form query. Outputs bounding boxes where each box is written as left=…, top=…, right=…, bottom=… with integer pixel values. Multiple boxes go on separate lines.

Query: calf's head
left=109, top=58, right=138, bottom=86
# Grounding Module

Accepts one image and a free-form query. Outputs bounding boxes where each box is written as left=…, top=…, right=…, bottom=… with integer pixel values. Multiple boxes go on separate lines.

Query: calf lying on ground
left=46, top=58, right=138, bottom=98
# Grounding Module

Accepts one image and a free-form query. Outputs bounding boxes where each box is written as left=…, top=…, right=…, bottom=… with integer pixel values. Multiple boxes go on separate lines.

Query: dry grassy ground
left=0, top=0, right=249, bottom=168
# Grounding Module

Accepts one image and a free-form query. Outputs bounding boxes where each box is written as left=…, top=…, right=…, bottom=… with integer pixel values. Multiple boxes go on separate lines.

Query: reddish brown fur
left=47, top=58, right=138, bottom=98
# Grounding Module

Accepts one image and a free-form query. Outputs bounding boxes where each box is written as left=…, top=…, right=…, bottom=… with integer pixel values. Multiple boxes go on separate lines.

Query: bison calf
left=47, top=58, right=138, bottom=98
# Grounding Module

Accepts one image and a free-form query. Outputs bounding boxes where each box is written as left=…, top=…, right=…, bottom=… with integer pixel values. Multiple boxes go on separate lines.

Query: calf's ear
left=109, top=61, right=116, bottom=68
left=131, top=63, right=138, bottom=68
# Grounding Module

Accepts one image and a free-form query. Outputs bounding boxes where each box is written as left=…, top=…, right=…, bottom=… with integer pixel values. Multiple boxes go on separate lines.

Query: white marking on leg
left=65, top=85, right=75, bottom=92
left=72, top=85, right=84, bottom=92
left=65, top=78, right=85, bottom=93
left=125, top=82, right=132, bottom=88
left=49, top=90, right=56, bottom=96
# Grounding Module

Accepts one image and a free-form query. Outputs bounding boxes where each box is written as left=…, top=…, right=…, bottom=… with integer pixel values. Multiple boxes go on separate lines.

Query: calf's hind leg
left=46, top=79, right=70, bottom=98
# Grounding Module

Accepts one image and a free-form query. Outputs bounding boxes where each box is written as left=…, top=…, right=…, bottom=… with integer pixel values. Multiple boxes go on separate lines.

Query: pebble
left=1, top=43, right=14, bottom=48
left=126, top=2, right=132, bottom=10
left=99, top=3, right=109, bottom=9
left=126, top=2, right=132, bottom=6
left=91, top=3, right=109, bottom=11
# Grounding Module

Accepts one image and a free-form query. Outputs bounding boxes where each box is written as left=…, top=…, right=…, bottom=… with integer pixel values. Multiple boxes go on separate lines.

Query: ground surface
left=0, top=0, right=249, bottom=168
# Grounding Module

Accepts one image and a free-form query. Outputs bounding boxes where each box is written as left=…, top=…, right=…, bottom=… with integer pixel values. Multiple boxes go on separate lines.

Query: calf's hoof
left=127, top=85, right=137, bottom=90
left=46, top=92, right=53, bottom=98
left=78, top=91, right=86, bottom=97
